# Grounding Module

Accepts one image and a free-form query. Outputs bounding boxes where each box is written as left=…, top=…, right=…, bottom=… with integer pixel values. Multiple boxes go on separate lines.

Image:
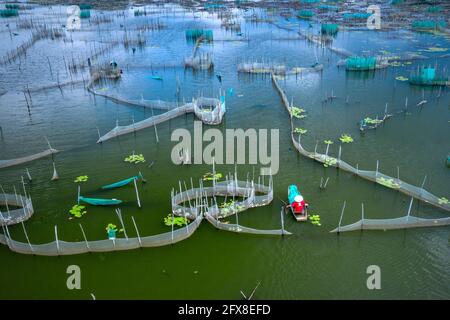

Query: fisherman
left=290, top=195, right=307, bottom=214
left=287, top=184, right=308, bottom=215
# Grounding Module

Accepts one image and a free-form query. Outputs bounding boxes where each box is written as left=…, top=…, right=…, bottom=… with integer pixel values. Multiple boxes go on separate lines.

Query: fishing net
left=97, top=97, right=225, bottom=143
left=346, top=56, right=377, bottom=71
left=0, top=215, right=203, bottom=256
left=0, top=194, right=33, bottom=226
left=331, top=215, right=450, bottom=233
left=0, top=148, right=59, bottom=169
left=271, top=74, right=450, bottom=217
left=409, top=66, right=449, bottom=86
left=321, top=24, right=339, bottom=36
left=412, top=20, right=446, bottom=30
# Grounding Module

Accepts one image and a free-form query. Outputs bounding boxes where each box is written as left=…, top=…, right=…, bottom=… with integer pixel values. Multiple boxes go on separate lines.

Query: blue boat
left=101, top=176, right=139, bottom=190
left=79, top=196, right=122, bottom=206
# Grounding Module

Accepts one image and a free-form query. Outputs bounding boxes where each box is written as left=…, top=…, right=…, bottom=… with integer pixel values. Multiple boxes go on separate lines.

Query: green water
left=0, top=4, right=449, bottom=299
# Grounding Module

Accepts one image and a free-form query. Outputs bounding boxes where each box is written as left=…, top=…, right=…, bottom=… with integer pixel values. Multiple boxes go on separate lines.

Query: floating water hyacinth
left=376, top=177, right=401, bottom=189
left=438, top=197, right=449, bottom=205
left=364, top=117, right=383, bottom=125
left=202, top=172, right=223, bottom=181
left=69, top=204, right=86, bottom=218
left=323, top=157, right=337, bottom=168
left=219, top=200, right=245, bottom=215
left=164, top=214, right=189, bottom=227
left=106, top=223, right=117, bottom=233
left=124, top=154, right=145, bottom=164
left=309, top=214, right=321, bottom=226
left=291, top=106, right=306, bottom=119
left=294, top=128, right=308, bottom=134
left=339, top=134, right=354, bottom=144
left=324, top=140, right=333, bottom=145
left=74, top=175, right=89, bottom=183
left=395, top=76, right=409, bottom=81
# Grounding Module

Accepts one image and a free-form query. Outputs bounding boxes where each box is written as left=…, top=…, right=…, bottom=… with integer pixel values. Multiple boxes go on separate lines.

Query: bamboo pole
left=79, top=223, right=90, bottom=250
left=55, top=225, right=60, bottom=255
left=133, top=178, right=141, bottom=208
left=337, top=201, right=346, bottom=235
left=115, top=208, right=128, bottom=240
left=131, top=216, right=142, bottom=247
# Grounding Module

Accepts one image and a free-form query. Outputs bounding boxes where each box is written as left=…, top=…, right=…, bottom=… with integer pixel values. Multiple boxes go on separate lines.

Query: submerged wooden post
left=79, top=223, right=90, bottom=251
left=77, top=185, right=81, bottom=205
left=131, top=216, right=142, bottom=247
left=133, top=178, right=141, bottom=208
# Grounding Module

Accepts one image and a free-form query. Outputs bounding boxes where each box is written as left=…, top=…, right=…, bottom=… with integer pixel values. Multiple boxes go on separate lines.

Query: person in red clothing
left=291, top=195, right=308, bottom=215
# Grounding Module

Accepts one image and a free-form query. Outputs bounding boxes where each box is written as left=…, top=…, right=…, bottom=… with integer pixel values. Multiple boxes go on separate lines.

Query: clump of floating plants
left=323, top=157, right=337, bottom=168
left=68, top=204, right=87, bottom=219
left=395, top=76, right=409, bottom=81
left=294, top=128, right=308, bottom=134
left=74, top=175, right=89, bottom=183
left=363, top=117, right=383, bottom=125
left=376, top=177, right=401, bottom=189
left=339, top=134, right=354, bottom=144
left=291, top=107, right=307, bottom=119
left=164, top=214, right=189, bottom=227
left=438, top=197, right=449, bottom=205
left=203, top=172, right=223, bottom=181
left=309, top=214, right=321, bottom=226
left=219, top=200, right=245, bottom=216
left=124, top=154, right=145, bottom=164
left=324, top=140, right=333, bottom=145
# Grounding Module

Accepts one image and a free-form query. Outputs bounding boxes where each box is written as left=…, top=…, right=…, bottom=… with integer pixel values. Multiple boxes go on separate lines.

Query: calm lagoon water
left=0, top=4, right=449, bottom=299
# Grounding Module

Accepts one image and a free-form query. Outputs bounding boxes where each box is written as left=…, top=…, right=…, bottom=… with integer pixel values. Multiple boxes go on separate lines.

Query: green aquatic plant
left=364, top=117, right=383, bottom=125
left=376, top=177, right=401, bottom=189
left=324, top=140, right=333, bottom=145
left=203, top=172, right=223, bottom=181
left=438, top=197, right=449, bottom=205
left=74, top=175, right=89, bottom=183
left=294, top=128, right=308, bottom=134
left=105, top=223, right=117, bottom=233
left=219, top=200, right=245, bottom=215
left=309, top=214, right=321, bottom=226
left=69, top=204, right=86, bottom=218
left=164, top=214, right=189, bottom=227
left=291, top=106, right=306, bottom=119
left=323, top=157, right=337, bottom=168
left=124, top=154, right=145, bottom=164
left=339, top=134, right=354, bottom=144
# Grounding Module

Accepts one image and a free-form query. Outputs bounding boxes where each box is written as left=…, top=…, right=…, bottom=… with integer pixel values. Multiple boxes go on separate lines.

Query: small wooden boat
left=287, top=185, right=308, bottom=222
left=289, top=205, right=308, bottom=222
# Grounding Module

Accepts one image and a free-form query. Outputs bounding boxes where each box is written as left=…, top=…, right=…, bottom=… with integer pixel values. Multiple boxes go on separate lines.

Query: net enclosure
left=0, top=148, right=59, bottom=169
left=271, top=73, right=450, bottom=216
left=0, top=175, right=286, bottom=256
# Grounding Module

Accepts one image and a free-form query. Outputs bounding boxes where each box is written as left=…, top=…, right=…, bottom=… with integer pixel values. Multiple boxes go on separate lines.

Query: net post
left=375, top=160, right=379, bottom=179
left=361, top=203, right=364, bottom=231
left=131, top=216, right=142, bottom=247
left=79, top=223, right=90, bottom=251
left=55, top=225, right=60, bottom=256
left=406, top=197, right=413, bottom=222
left=171, top=210, right=174, bottom=245
left=0, top=211, right=12, bottom=249
left=21, top=176, right=27, bottom=198
left=133, top=178, right=141, bottom=208
left=115, top=208, right=128, bottom=240
left=280, top=207, right=285, bottom=236
left=337, top=201, right=346, bottom=235
left=77, top=185, right=80, bottom=205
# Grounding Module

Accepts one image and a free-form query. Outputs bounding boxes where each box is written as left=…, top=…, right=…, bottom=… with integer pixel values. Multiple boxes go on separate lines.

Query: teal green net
left=346, top=56, right=377, bottom=71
